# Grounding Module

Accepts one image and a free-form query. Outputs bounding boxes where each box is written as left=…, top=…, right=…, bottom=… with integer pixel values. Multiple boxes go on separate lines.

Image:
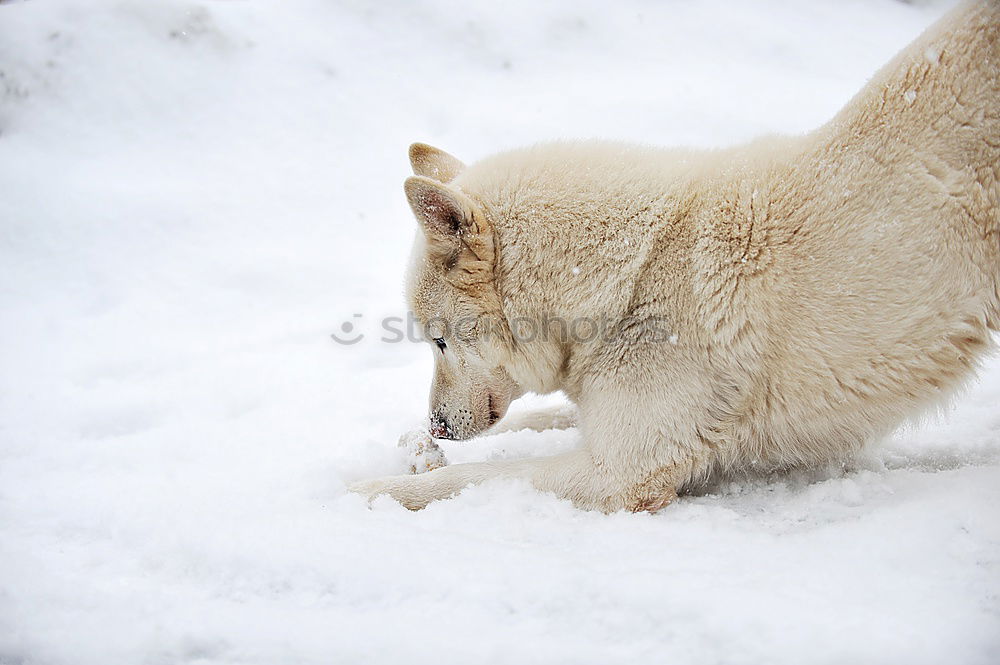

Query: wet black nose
left=428, top=412, right=453, bottom=439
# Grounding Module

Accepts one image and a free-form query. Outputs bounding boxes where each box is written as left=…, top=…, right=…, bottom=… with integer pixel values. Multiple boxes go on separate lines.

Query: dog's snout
left=428, top=412, right=453, bottom=439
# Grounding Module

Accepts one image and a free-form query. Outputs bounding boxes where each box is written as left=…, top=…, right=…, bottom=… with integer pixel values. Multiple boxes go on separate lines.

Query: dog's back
left=685, top=0, right=1000, bottom=474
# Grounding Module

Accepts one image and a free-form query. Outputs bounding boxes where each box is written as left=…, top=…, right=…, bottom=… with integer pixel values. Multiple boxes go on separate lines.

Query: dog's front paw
left=347, top=473, right=443, bottom=511
left=347, top=476, right=406, bottom=505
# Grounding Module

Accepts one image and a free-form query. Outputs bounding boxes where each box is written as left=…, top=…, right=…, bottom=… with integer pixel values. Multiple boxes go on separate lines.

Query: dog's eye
left=433, top=337, right=447, bottom=353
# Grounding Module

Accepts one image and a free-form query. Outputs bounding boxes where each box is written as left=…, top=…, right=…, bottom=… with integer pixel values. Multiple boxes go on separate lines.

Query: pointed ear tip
left=408, top=142, right=428, bottom=160
left=404, top=176, right=454, bottom=211
left=409, top=142, right=463, bottom=165
left=403, top=174, right=436, bottom=193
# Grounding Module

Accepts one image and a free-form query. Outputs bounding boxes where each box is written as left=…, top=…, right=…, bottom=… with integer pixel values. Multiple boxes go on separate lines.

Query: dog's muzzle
left=428, top=413, right=454, bottom=439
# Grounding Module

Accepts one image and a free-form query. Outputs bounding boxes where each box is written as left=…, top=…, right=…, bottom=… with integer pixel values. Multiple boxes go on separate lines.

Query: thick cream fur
left=352, top=1, right=999, bottom=512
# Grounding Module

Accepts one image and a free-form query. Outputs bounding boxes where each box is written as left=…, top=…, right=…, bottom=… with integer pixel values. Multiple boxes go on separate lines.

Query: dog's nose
left=428, top=413, right=453, bottom=439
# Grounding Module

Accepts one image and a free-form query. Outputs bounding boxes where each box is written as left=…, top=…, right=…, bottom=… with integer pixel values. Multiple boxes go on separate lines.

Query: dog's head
left=403, top=143, right=522, bottom=440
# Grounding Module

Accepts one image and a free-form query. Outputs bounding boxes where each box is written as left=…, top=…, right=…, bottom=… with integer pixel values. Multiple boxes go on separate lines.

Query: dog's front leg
left=526, top=444, right=694, bottom=513
left=351, top=447, right=658, bottom=511
left=351, top=382, right=704, bottom=512
left=349, top=441, right=694, bottom=513
left=490, top=402, right=578, bottom=434
left=348, top=457, right=540, bottom=510
left=519, top=381, right=709, bottom=512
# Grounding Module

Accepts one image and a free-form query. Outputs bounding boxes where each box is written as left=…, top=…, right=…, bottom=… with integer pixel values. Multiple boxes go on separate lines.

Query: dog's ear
left=409, top=143, right=464, bottom=183
left=405, top=176, right=477, bottom=238
left=404, top=176, right=494, bottom=285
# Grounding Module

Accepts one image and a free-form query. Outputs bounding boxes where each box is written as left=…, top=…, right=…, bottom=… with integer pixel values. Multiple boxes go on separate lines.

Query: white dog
left=352, top=1, right=999, bottom=512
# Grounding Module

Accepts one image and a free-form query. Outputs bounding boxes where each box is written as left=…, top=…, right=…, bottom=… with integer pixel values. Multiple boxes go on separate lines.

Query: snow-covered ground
left=1, top=1, right=998, bottom=663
